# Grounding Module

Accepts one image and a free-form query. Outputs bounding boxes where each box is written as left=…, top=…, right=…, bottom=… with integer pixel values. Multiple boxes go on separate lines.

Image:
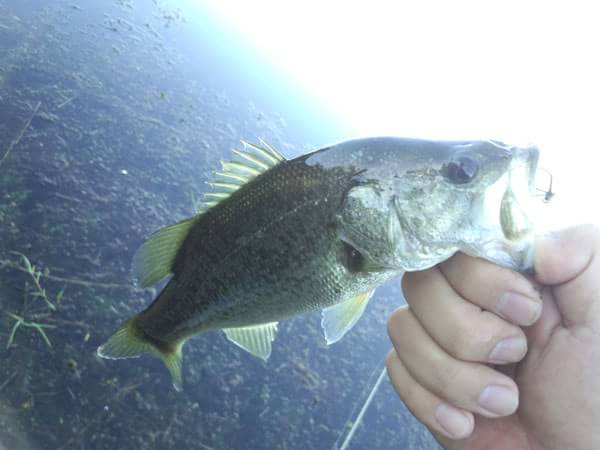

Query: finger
left=439, top=252, right=542, bottom=326
left=387, top=307, right=519, bottom=418
left=534, top=224, right=600, bottom=329
left=523, top=287, right=562, bottom=355
left=386, top=350, right=474, bottom=441
left=403, top=268, right=528, bottom=364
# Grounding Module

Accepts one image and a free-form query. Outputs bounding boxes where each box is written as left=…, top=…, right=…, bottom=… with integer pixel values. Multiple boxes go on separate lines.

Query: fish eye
left=440, top=155, right=479, bottom=184
left=339, top=240, right=365, bottom=273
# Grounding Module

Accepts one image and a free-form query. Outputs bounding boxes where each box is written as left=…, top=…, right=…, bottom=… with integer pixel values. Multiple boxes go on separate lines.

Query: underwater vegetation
left=0, top=1, right=438, bottom=449
left=5, top=253, right=63, bottom=350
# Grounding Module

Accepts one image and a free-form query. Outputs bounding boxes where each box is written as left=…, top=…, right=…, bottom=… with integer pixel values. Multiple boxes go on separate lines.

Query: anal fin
left=223, top=322, right=278, bottom=361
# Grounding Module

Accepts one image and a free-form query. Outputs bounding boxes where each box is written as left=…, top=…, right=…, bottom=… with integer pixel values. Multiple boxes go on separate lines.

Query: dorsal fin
left=196, top=140, right=285, bottom=213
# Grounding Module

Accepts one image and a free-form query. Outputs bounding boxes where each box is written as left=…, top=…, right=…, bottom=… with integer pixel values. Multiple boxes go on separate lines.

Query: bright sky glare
left=193, top=0, right=600, bottom=229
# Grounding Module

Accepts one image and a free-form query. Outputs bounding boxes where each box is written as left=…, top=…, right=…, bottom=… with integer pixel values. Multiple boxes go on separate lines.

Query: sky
left=191, top=0, right=600, bottom=229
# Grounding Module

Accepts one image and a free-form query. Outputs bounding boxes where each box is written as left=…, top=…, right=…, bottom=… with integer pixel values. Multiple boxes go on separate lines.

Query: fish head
left=307, top=137, right=539, bottom=273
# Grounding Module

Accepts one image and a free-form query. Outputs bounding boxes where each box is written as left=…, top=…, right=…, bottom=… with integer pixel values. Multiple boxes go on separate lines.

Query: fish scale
left=164, top=159, right=362, bottom=327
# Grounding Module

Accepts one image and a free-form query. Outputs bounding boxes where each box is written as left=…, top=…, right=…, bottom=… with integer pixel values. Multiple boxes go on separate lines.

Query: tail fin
left=97, top=316, right=185, bottom=391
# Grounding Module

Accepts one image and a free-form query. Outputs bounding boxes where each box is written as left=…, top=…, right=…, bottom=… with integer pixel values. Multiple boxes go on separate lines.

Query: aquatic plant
left=16, top=252, right=61, bottom=311
left=6, top=312, right=55, bottom=349
left=4, top=253, right=63, bottom=349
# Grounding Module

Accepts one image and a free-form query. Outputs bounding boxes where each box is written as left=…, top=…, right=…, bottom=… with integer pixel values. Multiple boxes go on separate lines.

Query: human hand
left=386, top=225, right=600, bottom=450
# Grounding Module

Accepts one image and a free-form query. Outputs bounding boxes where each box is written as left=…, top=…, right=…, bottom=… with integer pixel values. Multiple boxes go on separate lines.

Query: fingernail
left=478, top=385, right=519, bottom=417
left=497, top=292, right=542, bottom=325
left=488, top=336, right=527, bottom=364
left=434, top=403, right=472, bottom=438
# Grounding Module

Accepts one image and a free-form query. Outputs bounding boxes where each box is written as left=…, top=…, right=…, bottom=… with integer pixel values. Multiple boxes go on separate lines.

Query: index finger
left=438, top=252, right=542, bottom=326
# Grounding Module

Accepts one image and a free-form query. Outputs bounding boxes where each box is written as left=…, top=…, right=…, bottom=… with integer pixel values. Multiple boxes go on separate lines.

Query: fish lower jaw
left=467, top=234, right=534, bottom=272
left=395, top=243, right=458, bottom=272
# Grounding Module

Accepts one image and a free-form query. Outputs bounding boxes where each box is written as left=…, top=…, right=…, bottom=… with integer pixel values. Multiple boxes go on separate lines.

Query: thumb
left=534, top=224, right=600, bottom=329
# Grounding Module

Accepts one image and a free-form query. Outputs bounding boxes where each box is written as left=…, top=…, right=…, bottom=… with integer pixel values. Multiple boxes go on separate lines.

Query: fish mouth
left=474, top=145, right=539, bottom=272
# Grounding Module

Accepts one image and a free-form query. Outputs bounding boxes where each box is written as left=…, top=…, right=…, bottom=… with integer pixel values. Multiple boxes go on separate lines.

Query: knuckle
left=385, top=350, right=397, bottom=370
left=446, top=329, right=482, bottom=360
left=440, top=252, right=471, bottom=280
left=387, top=306, right=409, bottom=339
left=479, top=310, right=523, bottom=342
left=433, top=364, right=460, bottom=399
left=400, top=273, right=414, bottom=298
left=442, top=318, right=489, bottom=360
left=386, top=353, right=421, bottom=415
left=442, top=255, right=513, bottom=308
left=446, top=312, right=515, bottom=362
left=400, top=383, right=422, bottom=416
left=401, top=269, right=432, bottom=301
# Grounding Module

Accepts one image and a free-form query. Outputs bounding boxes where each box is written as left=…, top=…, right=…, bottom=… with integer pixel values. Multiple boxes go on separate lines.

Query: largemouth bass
left=98, top=137, right=538, bottom=390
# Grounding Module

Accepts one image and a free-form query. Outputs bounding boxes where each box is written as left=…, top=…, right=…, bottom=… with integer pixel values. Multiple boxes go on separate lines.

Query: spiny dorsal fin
left=321, top=289, right=376, bottom=345
left=223, top=322, right=278, bottom=361
left=196, top=140, right=285, bottom=213
left=132, top=217, right=196, bottom=287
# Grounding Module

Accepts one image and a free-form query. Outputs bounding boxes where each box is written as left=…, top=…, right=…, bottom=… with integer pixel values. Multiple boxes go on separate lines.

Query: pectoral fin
left=321, top=290, right=375, bottom=345
left=223, top=322, right=278, bottom=360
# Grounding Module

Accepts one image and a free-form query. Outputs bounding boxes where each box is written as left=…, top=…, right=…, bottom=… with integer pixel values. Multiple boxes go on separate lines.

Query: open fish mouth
left=475, top=145, right=539, bottom=272
left=500, top=148, right=538, bottom=241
